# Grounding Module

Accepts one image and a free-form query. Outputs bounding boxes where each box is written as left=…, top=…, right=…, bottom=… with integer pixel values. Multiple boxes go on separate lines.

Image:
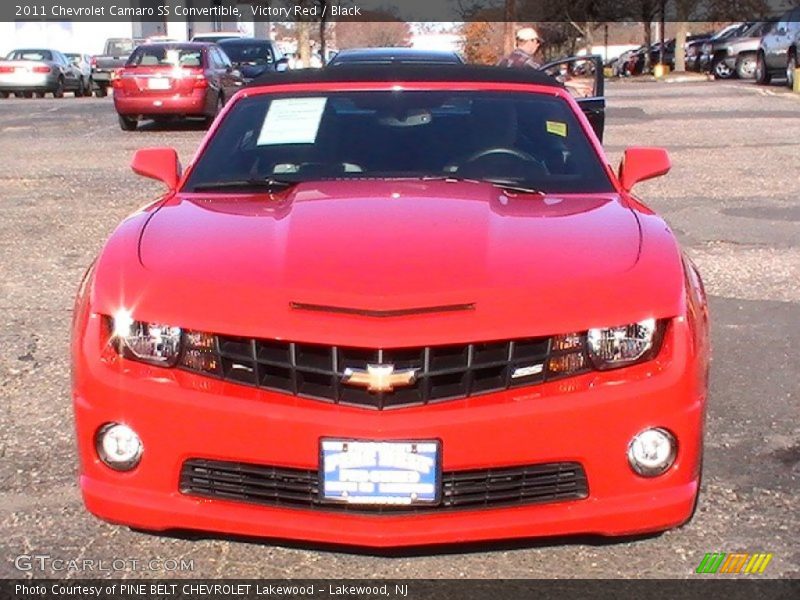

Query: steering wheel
left=463, top=146, right=539, bottom=164
left=452, top=146, right=549, bottom=176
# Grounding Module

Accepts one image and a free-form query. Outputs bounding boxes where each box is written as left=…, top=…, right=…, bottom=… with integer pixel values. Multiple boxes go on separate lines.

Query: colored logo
left=696, top=552, right=773, bottom=574
left=341, top=364, right=418, bottom=393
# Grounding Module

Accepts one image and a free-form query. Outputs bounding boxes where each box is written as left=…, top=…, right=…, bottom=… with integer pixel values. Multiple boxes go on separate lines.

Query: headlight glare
left=111, top=312, right=182, bottom=366
left=587, top=318, right=659, bottom=369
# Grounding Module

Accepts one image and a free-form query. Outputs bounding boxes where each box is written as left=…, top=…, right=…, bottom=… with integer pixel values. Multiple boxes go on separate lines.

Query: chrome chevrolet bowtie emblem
left=341, top=364, right=418, bottom=393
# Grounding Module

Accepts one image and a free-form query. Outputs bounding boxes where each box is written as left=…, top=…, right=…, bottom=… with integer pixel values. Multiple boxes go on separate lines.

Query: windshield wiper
left=190, top=178, right=298, bottom=193
left=422, top=176, right=544, bottom=195
left=482, top=179, right=544, bottom=195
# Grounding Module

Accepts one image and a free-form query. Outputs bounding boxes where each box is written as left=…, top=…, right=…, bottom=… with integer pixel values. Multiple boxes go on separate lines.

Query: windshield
left=743, top=21, right=774, bottom=37
left=196, top=34, right=240, bottom=42
left=220, top=42, right=273, bottom=64
left=714, top=23, right=748, bottom=40
left=8, top=50, right=52, bottom=61
left=126, top=45, right=203, bottom=68
left=107, top=40, right=134, bottom=55
left=184, top=91, right=613, bottom=194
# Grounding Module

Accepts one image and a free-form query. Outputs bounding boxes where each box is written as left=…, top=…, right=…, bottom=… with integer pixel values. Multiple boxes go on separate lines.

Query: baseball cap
left=516, top=27, right=539, bottom=42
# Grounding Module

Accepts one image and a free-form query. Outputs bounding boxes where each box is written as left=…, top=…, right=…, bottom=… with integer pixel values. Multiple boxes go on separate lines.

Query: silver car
left=65, top=53, right=93, bottom=94
left=0, top=48, right=88, bottom=98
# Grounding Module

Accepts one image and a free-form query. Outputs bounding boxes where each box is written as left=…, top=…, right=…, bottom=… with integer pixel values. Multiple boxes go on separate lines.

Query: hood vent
left=289, top=302, right=475, bottom=318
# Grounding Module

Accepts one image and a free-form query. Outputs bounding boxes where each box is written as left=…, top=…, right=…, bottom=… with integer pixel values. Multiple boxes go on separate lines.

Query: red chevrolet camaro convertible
left=71, top=65, right=710, bottom=547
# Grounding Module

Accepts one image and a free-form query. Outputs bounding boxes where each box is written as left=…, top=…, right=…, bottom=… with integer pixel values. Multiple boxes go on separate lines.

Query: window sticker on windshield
left=546, top=121, right=567, bottom=137
left=257, top=97, right=328, bottom=145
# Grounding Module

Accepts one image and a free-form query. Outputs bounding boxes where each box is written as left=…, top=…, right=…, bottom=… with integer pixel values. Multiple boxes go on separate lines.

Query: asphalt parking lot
left=0, top=79, right=798, bottom=579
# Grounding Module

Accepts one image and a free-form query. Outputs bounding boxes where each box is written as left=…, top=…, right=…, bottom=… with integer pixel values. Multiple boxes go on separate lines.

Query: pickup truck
left=91, top=37, right=144, bottom=97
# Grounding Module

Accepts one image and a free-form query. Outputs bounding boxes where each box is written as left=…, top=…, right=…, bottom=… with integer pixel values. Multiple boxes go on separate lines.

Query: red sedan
left=72, top=65, right=710, bottom=547
left=112, top=42, right=244, bottom=131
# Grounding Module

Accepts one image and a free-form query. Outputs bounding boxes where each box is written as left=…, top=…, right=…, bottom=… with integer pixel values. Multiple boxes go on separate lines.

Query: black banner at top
left=2, top=0, right=799, bottom=23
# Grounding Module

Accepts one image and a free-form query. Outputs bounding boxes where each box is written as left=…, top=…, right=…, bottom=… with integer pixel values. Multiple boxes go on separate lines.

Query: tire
left=53, top=77, right=64, bottom=98
left=755, top=51, right=771, bottom=85
left=0, top=92, right=7, bottom=99
left=786, top=51, right=796, bottom=89
left=712, top=59, right=733, bottom=80
left=118, top=114, right=138, bottom=131
left=735, top=54, right=757, bottom=79
left=95, top=85, right=108, bottom=98
left=75, top=77, right=85, bottom=98
left=34, top=92, right=44, bottom=98
left=205, top=93, right=224, bottom=127
left=22, top=91, right=33, bottom=98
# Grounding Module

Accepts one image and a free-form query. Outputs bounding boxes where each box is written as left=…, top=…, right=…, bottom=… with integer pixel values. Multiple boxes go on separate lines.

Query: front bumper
left=73, top=315, right=705, bottom=548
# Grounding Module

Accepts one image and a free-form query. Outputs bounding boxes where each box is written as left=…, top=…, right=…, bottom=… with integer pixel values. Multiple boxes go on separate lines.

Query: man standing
left=497, top=27, right=542, bottom=69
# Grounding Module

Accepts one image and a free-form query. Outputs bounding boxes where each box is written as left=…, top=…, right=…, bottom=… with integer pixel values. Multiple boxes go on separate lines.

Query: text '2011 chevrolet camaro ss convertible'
left=71, top=65, right=710, bottom=548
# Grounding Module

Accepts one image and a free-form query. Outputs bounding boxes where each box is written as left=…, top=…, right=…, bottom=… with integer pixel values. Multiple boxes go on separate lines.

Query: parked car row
left=695, top=7, right=800, bottom=87
left=611, top=7, right=800, bottom=88
left=612, top=34, right=713, bottom=77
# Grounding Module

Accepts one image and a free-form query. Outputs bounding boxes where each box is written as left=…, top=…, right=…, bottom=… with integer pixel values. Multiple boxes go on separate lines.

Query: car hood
left=102, top=180, right=684, bottom=346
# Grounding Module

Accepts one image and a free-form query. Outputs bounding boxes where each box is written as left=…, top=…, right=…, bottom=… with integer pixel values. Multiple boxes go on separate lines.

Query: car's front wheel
left=712, top=58, right=733, bottom=79
left=118, top=114, right=138, bottom=131
left=75, top=77, right=86, bottom=97
left=735, top=54, right=757, bottom=79
left=95, top=85, right=108, bottom=98
left=755, top=51, right=771, bottom=84
left=0, top=91, right=7, bottom=99
left=786, top=51, right=797, bottom=89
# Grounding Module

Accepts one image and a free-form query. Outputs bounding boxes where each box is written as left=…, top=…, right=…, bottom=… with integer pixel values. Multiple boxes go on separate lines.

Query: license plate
left=321, top=439, right=440, bottom=506
left=147, top=77, right=170, bottom=90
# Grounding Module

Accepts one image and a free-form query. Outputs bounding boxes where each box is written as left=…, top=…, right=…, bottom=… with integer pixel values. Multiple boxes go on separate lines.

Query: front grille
left=180, top=334, right=589, bottom=409
left=180, top=459, right=589, bottom=513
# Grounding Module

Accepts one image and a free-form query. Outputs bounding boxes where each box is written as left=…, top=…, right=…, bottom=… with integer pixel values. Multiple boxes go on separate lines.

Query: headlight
left=587, top=318, right=663, bottom=370
left=110, top=309, right=182, bottom=366
left=701, top=43, right=712, bottom=54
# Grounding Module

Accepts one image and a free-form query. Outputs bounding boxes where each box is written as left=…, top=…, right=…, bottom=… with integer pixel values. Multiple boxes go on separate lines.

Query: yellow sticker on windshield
left=546, top=121, right=567, bottom=137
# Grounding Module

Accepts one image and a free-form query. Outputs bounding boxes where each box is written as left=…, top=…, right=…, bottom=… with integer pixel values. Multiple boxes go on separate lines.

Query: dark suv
left=756, top=6, right=800, bottom=87
left=217, top=38, right=288, bottom=83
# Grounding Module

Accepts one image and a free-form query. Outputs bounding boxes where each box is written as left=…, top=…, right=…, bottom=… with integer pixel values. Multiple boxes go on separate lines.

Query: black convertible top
left=246, top=64, right=561, bottom=89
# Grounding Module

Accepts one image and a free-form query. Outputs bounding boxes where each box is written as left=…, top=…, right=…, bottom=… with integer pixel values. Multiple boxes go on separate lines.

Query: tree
left=628, top=0, right=659, bottom=72
left=335, top=12, right=411, bottom=48
left=461, top=21, right=504, bottom=64
left=672, top=0, right=696, bottom=71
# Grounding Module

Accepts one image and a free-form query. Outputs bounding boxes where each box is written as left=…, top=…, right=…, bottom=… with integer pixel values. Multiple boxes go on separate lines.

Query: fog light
left=96, top=423, right=142, bottom=471
left=628, top=428, right=676, bottom=476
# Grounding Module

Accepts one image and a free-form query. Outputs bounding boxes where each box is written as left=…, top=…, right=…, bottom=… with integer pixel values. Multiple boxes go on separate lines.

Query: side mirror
left=131, top=147, right=180, bottom=190
left=275, top=57, right=289, bottom=72
left=618, top=147, right=671, bottom=192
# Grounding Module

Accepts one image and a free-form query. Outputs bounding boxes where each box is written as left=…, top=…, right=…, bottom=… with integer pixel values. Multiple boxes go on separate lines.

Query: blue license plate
left=320, top=439, right=440, bottom=506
